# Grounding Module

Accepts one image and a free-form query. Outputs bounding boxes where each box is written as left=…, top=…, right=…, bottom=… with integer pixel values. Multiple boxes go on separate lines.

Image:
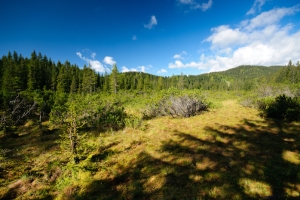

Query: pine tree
left=2, top=52, right=15, bottom=95
left=137, top=73, right=144, bottom=91
left=56, top=62, right=68, bottom=93
left=143, top=74, right=151, bottom=91
left=157, top=76, right=163, bottom=90
left=27, top=51, right=39, bottom=91
left=81, top=65, right=97, bottom=94
left=110, top=64, right=118, bottom=95
left=103, top=72, right=110, bottom=92
left=178, top=73, right=185, bottom=90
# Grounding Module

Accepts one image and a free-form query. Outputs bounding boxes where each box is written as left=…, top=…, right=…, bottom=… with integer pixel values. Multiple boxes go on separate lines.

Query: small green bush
left=124, top=115, right=146, bottom=130
left=258, top=94, right=300, bottom=121
left=256, top=97, right=275, bottom=111
left=97, top=101, right=127, bottom=130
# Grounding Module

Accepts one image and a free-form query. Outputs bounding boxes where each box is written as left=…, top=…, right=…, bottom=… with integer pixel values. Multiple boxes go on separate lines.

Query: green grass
left=0, top=93, right=300, bottom=199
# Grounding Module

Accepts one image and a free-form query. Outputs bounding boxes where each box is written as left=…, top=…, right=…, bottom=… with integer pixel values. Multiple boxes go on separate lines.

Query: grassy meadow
left=0, top=91, right=300, bottom=199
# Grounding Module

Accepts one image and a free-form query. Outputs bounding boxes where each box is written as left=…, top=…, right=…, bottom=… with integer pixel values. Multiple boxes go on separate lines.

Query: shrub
left=124, top=115, right=146, bottom=130
left=258, top=94, right=300, bottom=121
left=97, top=101, right=127, bottom=130
left=240, top=96, right=256, bottom=108
left=50, top=94, right=128, bottom=131
left=256, top=97, right=275, bottom=111
left=143, top=94, right=208, bottom=119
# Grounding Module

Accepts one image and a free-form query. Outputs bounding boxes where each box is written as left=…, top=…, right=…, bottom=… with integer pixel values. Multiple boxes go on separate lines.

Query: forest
left=0, top=51, right=300, bottom=199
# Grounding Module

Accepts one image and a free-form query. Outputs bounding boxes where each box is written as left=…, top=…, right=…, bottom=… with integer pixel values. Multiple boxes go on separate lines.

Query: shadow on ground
left=75, top=117, right=300, bottom=200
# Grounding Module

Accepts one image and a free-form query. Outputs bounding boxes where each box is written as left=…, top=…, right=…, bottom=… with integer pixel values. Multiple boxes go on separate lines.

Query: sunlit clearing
left=282, top=150, right=300, bottom=165
left=239, top=178, right=272, bottom=197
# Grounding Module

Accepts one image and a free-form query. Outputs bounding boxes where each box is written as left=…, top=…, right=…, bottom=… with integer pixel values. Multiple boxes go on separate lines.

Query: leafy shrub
left=258, top=94, right=300, bottom=121
left=124, top=115, right=146, bottom=130
left=49, top=94, right=128, bottom=130
left=143, top=94, right=208, bottom=119
left=97, top=101, right=127, bottom=130
left=256, top=97, right=275, bottom=111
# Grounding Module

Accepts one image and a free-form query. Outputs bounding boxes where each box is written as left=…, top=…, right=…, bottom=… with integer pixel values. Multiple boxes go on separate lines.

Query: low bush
left=143, top=94, right=208, bottom=119
left=258, top=94, right=300, bottom=121
left=97, top=101, right=127, bottom=130
left=239, top=96, right=256, bottom=108
left=124, top=115, right=146, bottom=130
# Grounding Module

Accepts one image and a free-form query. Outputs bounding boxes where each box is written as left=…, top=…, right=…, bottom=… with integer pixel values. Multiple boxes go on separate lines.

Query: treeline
left=3, top=51, right=299, bottom=97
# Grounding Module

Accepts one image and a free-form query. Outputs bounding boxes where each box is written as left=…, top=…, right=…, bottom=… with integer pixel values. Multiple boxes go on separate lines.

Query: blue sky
left=1, top=0, right=300, bottom=76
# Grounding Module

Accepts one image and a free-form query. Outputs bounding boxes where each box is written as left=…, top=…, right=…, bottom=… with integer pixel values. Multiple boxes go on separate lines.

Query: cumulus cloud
left=173, top=51, right=187, bottom=59
left=173, top=54, right=181, bottom=59
left=138, top=66, right=146, bottom=72
left=103, top=56, right=116, bottom=65
left=121, top=66, right=146, bottom=73
left=144, top=16, right=157, bottom=29
left=169, top=60, right=205, bottom=69
left=205, top=25, right=248, bottom=49
left=76, top=52, right=106, bottom=73
left=122, top=66, right=137, bottom=73
left=157, top=68, right=167, bottom=74
left=169, top=5, right=300, bottom=72
left=178, top=0, right=213, bottom=11
left=247, top=0, right=266, bottom=15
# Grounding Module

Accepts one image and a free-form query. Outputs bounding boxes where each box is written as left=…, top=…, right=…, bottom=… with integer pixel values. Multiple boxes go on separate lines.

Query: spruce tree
left=110, top=64, right=118, bottom=95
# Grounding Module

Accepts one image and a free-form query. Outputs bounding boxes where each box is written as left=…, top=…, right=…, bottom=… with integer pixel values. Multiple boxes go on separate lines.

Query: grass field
left=0, top=95, right=300, bottom=199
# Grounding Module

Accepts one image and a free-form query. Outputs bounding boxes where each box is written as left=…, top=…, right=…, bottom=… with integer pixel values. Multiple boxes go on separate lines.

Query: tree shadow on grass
left=76, top=118, right=300, bottom=199
left=204, top=119, right=300, bottom=199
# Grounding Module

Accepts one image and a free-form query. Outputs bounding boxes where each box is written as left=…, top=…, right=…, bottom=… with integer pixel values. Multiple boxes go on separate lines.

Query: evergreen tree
left=56, top=62, right=68, bottom=93
left=27, top=51, right=39, bottom=91
left=110, top=64, right=118, bottom=95
left=143, top=74, right=151, bottom=91
left=157, top=76, right=163, bottom=90
left=2, top=52, right=15, bottom=95
left=178, top=73, right=185, bottom=90
left=103, top=72, right=110, bottom=92
left=81, top=65, right=97, bottom=94
left=137, top=73, right=144, bottom=91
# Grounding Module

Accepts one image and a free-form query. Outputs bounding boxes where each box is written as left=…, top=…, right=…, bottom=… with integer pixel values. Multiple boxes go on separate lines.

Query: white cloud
left=178, top=0, right=212, bottom=11
left=169, top=60, right=205, bottom=69
left=122, top=66, right=138, bottom=73
left=138, top=66, right=146, bottom=72
left=247, top=0, right=266, bottom=15
left=76, top=52, right=82, bottom=58
left=76, top=52, right=106, bottom=73
left=169, top=5, right=300, bottom=72
left=179, top=0, right=193, bottom=4
left=103, top=56, right=116, bottom=65
left=173, top=51, right=187, bottom=59
left=144, top=16, right=157, bottom=29
left=157, top=68, right=167, bottom=74
left=89, top=60, right=106, bottom=72
left=200, top=0, right=213, bottom=11
left=91, top=52, right=96, bottom=59
left=173, top=54, right=181, bottom=59
left=132, top=35, right=137, bottom=40
left=121, top=66, right=146, bottom=73
left=244, top=6, right=299, bottom=31
left=205, top=25, right=248, bottom=49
